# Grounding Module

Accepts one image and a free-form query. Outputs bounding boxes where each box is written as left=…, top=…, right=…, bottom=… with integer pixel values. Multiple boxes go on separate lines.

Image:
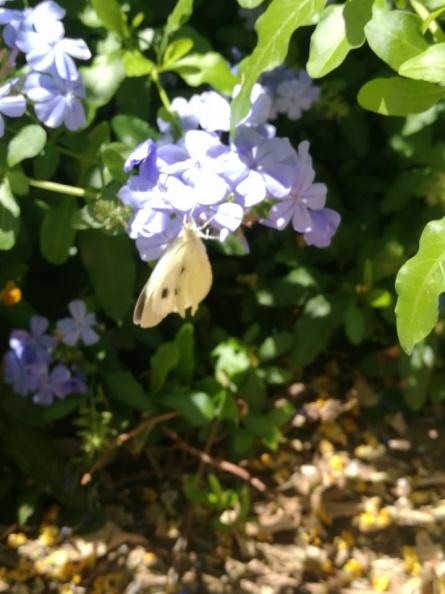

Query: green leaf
left=0, top=180, right=20, bottom=250
left=216, top=233, right=249, bottom=255
left=256, top=267, right=317, bottom=307
left=395, top=217, right=445, bottom=354
left=243, top=412, right=282, bottom=448
left=232, top=428, right=254, bottom=455
left=7, top=125, right=47, bottom=167
left=150, top=342, right=180, bottom=395
left=71, top=204, right=104, bottom=230
left=357, top=77, right=445, bottom=116
left=166, top=51, right=239, bottom=95
left=165, top=0, right=194, bottom=38
left=174, top=324, right=195, bottom=384
left=101, top=144, right=128, bottom=182
left=40, top=396, right=81, bottom=421
left=364, top=10, right=429, bottom=71
left=18, top=498, right=36, bottom=526
left=33, top=145, right=60, bottom=181
left=307, top=5, right=354, bottom=78
left=163, top=38, right=194, bottom=66
left=399, top=43, right=445, bottom=83
left=238, top=0, right=264, bottom=7
left=257, top=366, right=292, bottom=384
left=111, top=115, right=153, bottom=146
left=79, top=231, right=135, bottom=320
left=399, top=342, right=434, bottom=410
left=238, top=370, right=267, bottom=411
left=40, top=197, right=78, bottom=265
left=91, top=0, right=127, bottom=37
left=214, top=389, right=238, bottom=420
left=213, top=340, right=251, bottom=379
left=231, top=0, right=325, bottom=127
left=122, top=50, right=155, bottom=77
left=81, top=54, right=126, bottom=112
left=267, top=400, right=295, bottom=426
left=307, top=0, right=373, bottom=77
left=343, top=0, right=373, bottom=46
left=7, top=171, right=29, bottom=196
left=367, top=288, right=392, bottom=308
left=290, top=294, right=344, bottom=368
left=382, top=169, right=430, bottom=214
left=161, top=391, right=215, bottom=426
left=104, top=370, right=153, bottom=410
left=344, top=302, right=366, bottom=345
left=258, top=331, right=293, bottom=362
left=421, top=6, right=445, bottom=33
left=3, top=424, right=86, bottom=507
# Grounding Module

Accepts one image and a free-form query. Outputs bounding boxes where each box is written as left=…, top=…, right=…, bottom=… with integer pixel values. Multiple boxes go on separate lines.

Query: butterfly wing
left=134, top=226, right=213, bottom=328
left=133, top=235, right=189, bottom=328
left=174, top=236, right=212, bottom=317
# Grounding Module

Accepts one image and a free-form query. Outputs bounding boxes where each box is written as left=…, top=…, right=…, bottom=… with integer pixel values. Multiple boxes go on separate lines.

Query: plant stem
left=411, top=0, right=445, bottom=42
left=29, top=178, right=98, bottom=200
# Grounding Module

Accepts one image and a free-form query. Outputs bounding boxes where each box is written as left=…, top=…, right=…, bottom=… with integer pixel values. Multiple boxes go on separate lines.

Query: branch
left=160, top=425, right=271, bottom=496
left=81, top=410, right=179, bottom=486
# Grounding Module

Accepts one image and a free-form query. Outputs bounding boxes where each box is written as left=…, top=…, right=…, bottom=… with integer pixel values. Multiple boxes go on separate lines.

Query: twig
left=160, top=425, right=270, bottom=495
left=80, top=410, right=179, bottom=485
left=172, top=418, right=221, bottom=556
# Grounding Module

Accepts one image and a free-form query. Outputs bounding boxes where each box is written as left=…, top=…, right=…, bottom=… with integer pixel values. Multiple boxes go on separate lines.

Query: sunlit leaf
left=395, top=217, right=445, bottom=354
left=358, top=77, right=445, bottom=116
left=365, top=10, right=428, bottom=70
left=231, top=0, right=324, bottom=127
left=7, top=125, right=47, bottom=167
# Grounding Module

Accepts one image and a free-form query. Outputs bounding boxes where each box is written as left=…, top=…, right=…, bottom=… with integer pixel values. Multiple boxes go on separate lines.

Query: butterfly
left=133, top=223, right=213, bottom=328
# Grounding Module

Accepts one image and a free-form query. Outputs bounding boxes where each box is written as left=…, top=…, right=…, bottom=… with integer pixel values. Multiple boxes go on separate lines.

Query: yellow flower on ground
left=1, top=280, right=21, bottom=305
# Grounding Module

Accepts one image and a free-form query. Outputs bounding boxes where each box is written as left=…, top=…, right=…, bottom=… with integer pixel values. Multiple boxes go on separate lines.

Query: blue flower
left=260, top=141, right=327, bottom=231
left=157, top=95, right=201, bottom=137
left=16, top=19, right=91, bottom=81
left=65, top=366, right=88, bottom=395
left=32, top=363, right=73, bottom=406
left=135, top=214, right=183, bottom=262
left=259, top=141, right=340, bottom=246
left=222, top=125, right=299, bottom=206
left=3, top=316, right=57, bottom=396
left=0, top=79, right=26, bottom=137
left=118, top=85, right=340, bottom=262
left=57, top=300, right=99, bottom=346
left=273, top=70, right=320, bottom=120
left=24, top=72, right=86, bottom=130
left=10, top=315, right=57, bottom=364
left=303, top=208, right=341, bottom=248
left=0, top=1, right=65, bottom=49
left=3, top=351, right=39, bottom=396
left=123, top=138, right=158, bottom=179
left=262, top=66, right=319, bottom=120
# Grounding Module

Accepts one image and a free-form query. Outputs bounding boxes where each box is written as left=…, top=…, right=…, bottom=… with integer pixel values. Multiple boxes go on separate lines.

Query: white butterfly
left=133, top=223, right=213, bottom=328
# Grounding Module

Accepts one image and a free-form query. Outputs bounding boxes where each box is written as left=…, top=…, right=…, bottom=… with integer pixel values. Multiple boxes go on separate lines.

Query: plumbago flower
left=0, top=0, right=90, bottom=135
left=262, top=66, right=321, bottom=121
left=3, top=300, right=99, bottom=405
left=57, top=300, right=99, bottom=346
left=118, top=80, right=340, bottom=265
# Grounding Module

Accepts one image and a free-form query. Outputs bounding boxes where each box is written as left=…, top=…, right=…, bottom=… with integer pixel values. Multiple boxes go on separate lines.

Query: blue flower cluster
left=118, top=77, right=340, bottom=263
left=0, top=0, right=91, bottom=135
left=3, top=300, right=98, bottom=405
left=262, top=66, right=321, bottom=121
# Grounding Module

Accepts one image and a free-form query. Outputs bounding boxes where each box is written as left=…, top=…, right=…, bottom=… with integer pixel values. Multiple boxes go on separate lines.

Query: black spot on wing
left=180, top=266, right=186, bottom=274
left=161, top=287, right=169, bottom=299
